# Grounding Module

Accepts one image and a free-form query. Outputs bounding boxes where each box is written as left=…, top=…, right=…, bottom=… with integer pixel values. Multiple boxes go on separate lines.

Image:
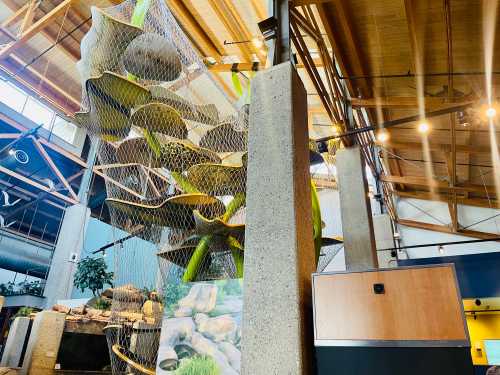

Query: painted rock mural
left=157, top=279, right=243, bottom=374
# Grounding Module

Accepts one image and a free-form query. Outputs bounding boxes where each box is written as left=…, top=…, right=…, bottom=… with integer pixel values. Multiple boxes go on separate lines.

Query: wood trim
left=250, top=0, right=267, bottom=20
left=207, top=0, right=263, bottom=63
left=377, top=140, right=498, bottom=154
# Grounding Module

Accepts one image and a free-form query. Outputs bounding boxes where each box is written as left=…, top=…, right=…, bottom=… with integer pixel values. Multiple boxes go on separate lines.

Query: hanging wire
left=401, top=199, right=448, bottom=226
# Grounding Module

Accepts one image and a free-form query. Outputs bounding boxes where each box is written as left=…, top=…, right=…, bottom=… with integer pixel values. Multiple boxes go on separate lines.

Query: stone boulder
left=52, top=304, right=70, bottom=314
left=178, top=284, right=217, bottom=313
left=194, top=313, right=237, bottom=343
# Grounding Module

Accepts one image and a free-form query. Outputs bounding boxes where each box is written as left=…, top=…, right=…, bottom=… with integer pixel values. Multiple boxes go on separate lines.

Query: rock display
left=157, top=280, right=243, bottom=374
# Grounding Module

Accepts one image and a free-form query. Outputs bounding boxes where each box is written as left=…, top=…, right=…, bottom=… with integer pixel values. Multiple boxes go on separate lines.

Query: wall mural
left=157, top=279, right=243, bottom=374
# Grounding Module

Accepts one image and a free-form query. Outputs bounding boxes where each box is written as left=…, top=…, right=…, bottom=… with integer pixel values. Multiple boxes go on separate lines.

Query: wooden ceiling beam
left=395, top=189, right=500, bottom=210
left=1, top=2, right=30, bottom=28
left=352, top=96, right=474, bottom=109
left=207, top=0, right=263, bottom=63
left=377, top=140, right=498, bottom=154
left=166, top=0, right=221, bottom=58
left=397, top=219, right=500, bottom=241
left=0, top=0, right=74, bottom=60
left=1, top=0, right=81, bottom=62
left=18, top=0, right=40, bottom=37
left=381, top=175, right=496, bottom=195
left=174, top=0, right=226, bottom=57
left=317, top=1, right=370, bottom=98
left=0, top=57, right=79, bottom=115
left=250, top=0, right=267, bottom=20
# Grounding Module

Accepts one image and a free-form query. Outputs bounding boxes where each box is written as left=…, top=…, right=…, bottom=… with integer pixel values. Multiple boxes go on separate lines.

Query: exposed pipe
left=0, top=230, right=52, bottom=278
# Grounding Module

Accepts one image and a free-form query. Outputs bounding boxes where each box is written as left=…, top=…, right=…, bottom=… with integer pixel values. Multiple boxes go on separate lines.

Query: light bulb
left=417, top=121, right=430, bottom=134
left=376, top=130, right=389, bottom=143
left=252, top=37, right=264, bottom=49
left=486, top=107, right=497, bottom=118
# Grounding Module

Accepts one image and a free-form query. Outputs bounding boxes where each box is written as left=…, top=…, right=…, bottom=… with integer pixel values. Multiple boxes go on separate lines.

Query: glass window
left=22, top=97, right=54, bottom=128
left=0, top=80, right=28, bottom=112
left=51, top=116, right=77, bottom=144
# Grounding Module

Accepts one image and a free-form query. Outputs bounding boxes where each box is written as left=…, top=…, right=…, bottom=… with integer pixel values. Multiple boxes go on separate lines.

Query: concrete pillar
left=20, top=311, right=65, bottom=375
left=336, top=146, right=378, bottom=271
left=1, top=317, right=30, bottom=367
left=241, top=62, right=315, bottom=375
left=43, top=203, right=90, bottom=308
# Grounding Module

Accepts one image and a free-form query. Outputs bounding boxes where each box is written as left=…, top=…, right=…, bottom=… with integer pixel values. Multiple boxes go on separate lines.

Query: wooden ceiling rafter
left=1, top=0, right=82, bottom=61
left=250, top=0, right=267, bottom=21
left=0, top=0, right=75, bottom=60
left=395, top=189, right=500, bottom=210
left=165, top=0, right=237, bottom=100
left=207, top=0, right=264, bottom=64
left=397, top=218, right=500, bottom=241
left=381, top=174, right=497, bottom=196
left=1, top=2, right=31, bottom=28
left=289, top=8, right=339, bottom=125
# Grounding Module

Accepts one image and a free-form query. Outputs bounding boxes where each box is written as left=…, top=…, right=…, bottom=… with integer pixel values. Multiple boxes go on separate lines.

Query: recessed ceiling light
left=417, top=121, right=430, bottom=134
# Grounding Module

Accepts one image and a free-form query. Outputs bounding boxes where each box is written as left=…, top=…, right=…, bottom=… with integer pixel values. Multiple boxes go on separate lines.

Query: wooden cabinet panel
left=313, top=265, right=468, bottom=342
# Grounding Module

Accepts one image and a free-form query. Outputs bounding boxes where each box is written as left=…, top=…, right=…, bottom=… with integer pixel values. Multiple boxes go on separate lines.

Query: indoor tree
left=73, top=257, right=114, bottom=298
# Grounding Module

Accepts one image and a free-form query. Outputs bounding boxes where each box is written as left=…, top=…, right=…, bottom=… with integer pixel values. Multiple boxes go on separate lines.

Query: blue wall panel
left=398, top=252, right=500, bottom=298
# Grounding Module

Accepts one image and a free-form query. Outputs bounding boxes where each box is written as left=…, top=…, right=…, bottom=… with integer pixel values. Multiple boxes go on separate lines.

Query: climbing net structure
left=76, top=0, right=247, bottom=373
left=76, top=0, right=341, bottom=372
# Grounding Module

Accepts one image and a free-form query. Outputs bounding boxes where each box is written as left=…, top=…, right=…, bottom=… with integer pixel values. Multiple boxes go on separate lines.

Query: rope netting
left=75, top=0, right=339, bottom=372
left=76, top=0, right=246, bottom=372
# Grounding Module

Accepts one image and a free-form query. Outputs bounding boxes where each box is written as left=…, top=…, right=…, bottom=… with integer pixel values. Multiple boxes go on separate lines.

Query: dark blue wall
left=398, top=252, right=500, bottom=298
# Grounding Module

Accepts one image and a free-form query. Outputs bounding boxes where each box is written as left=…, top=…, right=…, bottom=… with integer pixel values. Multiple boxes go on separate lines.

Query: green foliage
left=74, top=257, right=114, bottom=297
left=94, top=297, right=111, bottom=310
left=176, top=356, right=220, bottom=375
left=310, top=179, right=322, bottom=265
left=14, top=306, right=34, bottom=318
left=164, top=282, right=190, bottom=317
